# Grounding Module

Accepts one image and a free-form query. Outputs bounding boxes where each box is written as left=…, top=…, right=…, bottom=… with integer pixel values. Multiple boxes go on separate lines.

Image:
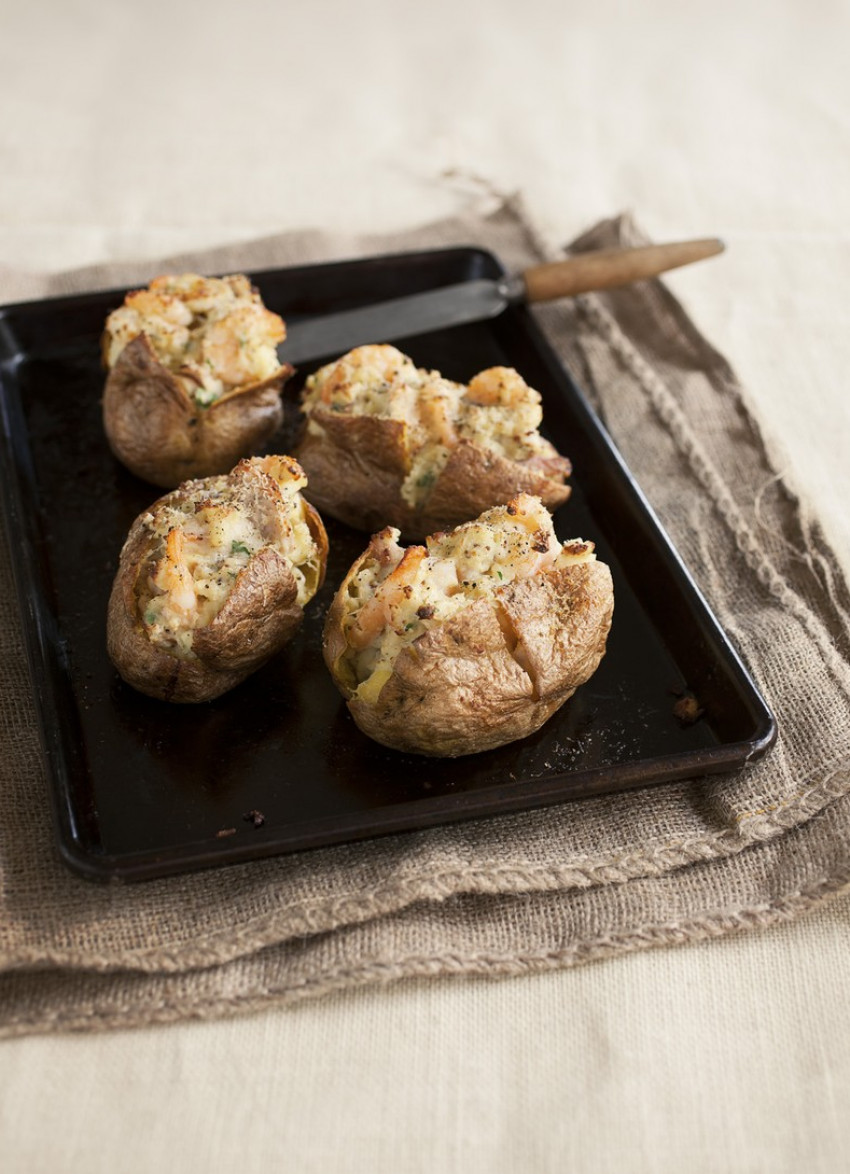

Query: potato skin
left=107, top=481, right=327, bottom=704
left=323, top=551, right=614, bottom=758
left=103, top=334, right=291, bottom=489
left=297, top=408, right=571, bottom=540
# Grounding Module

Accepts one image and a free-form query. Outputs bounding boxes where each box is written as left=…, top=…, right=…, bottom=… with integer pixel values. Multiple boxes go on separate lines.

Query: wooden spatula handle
left=521, top=238, right=725, bottom=302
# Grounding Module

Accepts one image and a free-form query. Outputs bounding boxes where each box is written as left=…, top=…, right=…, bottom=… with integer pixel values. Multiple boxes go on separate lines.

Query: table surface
left=2, top=1, right=849, bottom=1170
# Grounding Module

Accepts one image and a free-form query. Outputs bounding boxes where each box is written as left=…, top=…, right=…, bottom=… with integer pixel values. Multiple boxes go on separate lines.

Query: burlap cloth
left=1, top=201, right=849, bottom=1038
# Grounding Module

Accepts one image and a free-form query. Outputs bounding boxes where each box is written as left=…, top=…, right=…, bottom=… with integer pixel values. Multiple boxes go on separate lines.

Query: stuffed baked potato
left=102, top=273, right=292, bottom=488
left=323, top=493, right=613, bottom=757
left=107, top=454, right=328, bottom=703
left=297, top=345, right=571, bottom=539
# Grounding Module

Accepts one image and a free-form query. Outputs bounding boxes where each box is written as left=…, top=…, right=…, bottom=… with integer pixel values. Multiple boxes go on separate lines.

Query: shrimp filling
left=339, top=494, right=596, bottom=702
left=302, top=345, right=564, bottom=508
left=104, top=273, right=285, bottom=407
left=137, top=456, right=319, bottom=659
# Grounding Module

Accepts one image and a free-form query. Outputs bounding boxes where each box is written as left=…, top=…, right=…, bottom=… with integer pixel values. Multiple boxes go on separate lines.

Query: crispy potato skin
left=107, top=481, right=328, bottom=704
left=323, top=552, right=614, bottom=758
left=297, top=408, right=571, bottom=540
left=103, top=334, right=291, bottom=489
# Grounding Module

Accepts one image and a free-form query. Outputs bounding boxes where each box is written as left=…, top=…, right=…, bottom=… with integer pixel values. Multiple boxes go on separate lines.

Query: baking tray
left=0, top=247, right=776, bottom=882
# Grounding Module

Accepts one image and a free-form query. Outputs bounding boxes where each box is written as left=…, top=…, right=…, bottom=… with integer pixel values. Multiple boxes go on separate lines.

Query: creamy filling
left=137, top=457, right=318, bottom=660
left=338, top=495, right=595, bottom=702
left=105, top=273, right=285, bottom=407
left=302, top=345, right=559, bottom=507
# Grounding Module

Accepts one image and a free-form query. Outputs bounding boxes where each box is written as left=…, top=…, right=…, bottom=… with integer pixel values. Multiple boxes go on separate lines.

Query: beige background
left=1, top=0, right=849, bottom=1169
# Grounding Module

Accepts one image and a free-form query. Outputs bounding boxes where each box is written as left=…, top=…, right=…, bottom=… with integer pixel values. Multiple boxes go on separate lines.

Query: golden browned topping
left=104, top=273, right=285, bottom=407
left=336, top=493, right=596, bottom=702
left=302, top=345, right=560, bottom=507
left=136, top=455, right=320, bottom=659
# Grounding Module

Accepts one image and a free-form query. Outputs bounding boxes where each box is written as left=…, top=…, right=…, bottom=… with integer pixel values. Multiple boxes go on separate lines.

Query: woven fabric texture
left=1, top=201, right=848, bottom=1037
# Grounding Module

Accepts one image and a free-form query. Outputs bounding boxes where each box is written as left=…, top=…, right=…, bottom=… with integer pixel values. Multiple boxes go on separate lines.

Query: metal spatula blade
left=278, top=237, right=724, bottom=367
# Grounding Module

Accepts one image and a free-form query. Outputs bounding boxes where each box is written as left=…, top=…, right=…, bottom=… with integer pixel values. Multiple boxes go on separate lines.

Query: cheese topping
left=338, top=494, right=595, bottom=701
left=137, top=456, right=319, bottom=660
left=302, top=345, right=561, bottom=507
left=104, top=273, right=285, bottom=407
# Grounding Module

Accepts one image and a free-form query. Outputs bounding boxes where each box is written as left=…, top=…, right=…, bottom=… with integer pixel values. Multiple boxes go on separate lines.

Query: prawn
left=347, top=545, right=428, bottom=650
left=201, top=304, right=285, bottom=388
left=465, top=367, right=535, bottom=409
left=149, top=527, right=198, bottom=621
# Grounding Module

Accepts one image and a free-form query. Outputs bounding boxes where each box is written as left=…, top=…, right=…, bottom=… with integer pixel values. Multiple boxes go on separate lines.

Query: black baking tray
left=0, top=247, right=776, bottom=882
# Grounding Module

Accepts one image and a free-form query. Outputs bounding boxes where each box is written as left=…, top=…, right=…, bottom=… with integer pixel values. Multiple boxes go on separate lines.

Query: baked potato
left=102, top=273, right=292, bottom=488
left=323, top=493, right=613, bottom=757
left=107, top=454, right=328, bottom=703
left=297, top=345, right=571, bottom=539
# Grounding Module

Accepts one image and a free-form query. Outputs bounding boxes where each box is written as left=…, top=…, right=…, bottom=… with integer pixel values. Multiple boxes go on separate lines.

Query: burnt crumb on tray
left=672, top=690, right=705, bottom=726
left=242, top=809, right=266, bottom=828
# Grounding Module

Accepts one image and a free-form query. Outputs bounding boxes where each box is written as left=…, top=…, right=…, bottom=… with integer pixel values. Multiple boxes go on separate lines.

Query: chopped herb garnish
left=194, top=386, right=218, bottom=408
left=231, top=540, right=251, bottom=556
left=143, top=608, right=157, bottom=625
